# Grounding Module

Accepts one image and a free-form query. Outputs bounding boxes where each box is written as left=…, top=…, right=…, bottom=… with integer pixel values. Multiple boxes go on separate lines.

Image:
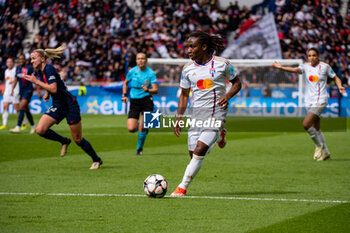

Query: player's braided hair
left=189, top=31, right=224, bottom=55
left=34, top=45, right=66, bottom=60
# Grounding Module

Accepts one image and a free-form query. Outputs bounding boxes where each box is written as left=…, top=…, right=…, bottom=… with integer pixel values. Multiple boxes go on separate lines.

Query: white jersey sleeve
left=180, top=62, right=192, bottom=89
left=225, top=61, right=237, bottom=81
left=326, top=64, right=336, bottom=79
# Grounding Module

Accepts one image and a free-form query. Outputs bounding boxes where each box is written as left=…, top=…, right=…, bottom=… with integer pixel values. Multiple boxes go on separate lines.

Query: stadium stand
left=274, top=0, right=350, bottom=85
left=1, top=0, right=250, bottom=84
left=0, top=1, right=28, bottom=80
left=0, top=0, right=349, bottom=85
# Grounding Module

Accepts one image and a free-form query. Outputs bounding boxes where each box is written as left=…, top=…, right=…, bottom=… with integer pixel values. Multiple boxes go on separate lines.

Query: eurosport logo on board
left=80, top=96, right=179, bottom=115
left=229, top=98, right=341, bottom=117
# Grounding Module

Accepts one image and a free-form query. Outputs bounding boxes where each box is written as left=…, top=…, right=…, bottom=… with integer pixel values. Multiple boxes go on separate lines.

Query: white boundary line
left=0, top=192, right=349, bottom=204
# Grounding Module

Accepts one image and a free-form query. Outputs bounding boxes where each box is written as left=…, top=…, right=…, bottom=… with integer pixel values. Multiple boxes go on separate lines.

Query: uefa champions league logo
left=209, top=67, right=216, bottom=75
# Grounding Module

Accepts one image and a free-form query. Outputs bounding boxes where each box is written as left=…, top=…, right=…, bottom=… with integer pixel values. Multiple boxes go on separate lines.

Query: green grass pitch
left=0, top=114, right=349, bottom=233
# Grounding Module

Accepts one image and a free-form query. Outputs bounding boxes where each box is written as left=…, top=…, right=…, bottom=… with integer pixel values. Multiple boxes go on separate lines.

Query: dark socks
left=26, top=111, right=34, bottom=126
left=77, top=138, right=101, bottom=162
left=17, top=110, right=25, bottom=127
left=41, top=129, right=67, bottom=144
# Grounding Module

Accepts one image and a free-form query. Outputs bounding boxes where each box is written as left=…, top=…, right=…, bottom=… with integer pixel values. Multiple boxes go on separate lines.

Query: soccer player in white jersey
left=272, top=48, right=346, bottom=161
left=1, top=58, right=20, bottom=130
left=171, top=31, right=242, bottom=197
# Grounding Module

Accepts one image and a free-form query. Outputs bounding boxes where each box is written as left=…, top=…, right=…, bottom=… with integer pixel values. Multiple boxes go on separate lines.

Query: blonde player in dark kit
left=171, top=31, right=242, bottom=197
left=24, top=45, right=103, bottom=169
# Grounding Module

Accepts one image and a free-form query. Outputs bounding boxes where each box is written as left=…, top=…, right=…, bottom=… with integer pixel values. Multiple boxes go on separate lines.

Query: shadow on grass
left=325, top=158, right=350, bottom=162
left=97, top=165, right=121, bottom=169
left=146, top=152, right=185, bottom=156
left=247, top=203, right=350, bottom=233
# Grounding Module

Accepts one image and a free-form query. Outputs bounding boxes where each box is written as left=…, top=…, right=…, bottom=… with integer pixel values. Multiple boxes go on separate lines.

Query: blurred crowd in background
left=275, top=0, right=350, bottom=85
left=0, top=0, right=349, bottom=86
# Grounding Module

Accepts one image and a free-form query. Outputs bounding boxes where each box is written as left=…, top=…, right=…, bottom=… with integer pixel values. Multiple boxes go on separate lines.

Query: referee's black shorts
left=128, top=95, right=154, bottom=119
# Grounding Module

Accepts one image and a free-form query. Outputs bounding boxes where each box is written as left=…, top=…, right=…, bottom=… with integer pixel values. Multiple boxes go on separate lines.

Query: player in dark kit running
left=24, top=45, right=103, bottom=169
left=10, top=54, right=41, bottom=134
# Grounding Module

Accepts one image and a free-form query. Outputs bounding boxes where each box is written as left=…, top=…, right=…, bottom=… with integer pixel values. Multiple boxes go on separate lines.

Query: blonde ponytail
left=34, top=44, right=66, bottom=60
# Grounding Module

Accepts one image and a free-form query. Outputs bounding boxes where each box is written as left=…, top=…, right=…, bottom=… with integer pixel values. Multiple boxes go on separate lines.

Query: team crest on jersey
left=6, top=76, right=10, bottom=80
left=209, top=68, right=216, bottom=75
left=47, top=106, right=57, bottom=113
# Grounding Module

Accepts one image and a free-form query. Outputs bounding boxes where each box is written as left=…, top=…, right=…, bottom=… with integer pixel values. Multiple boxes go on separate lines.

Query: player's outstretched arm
left=218, top=77, right=242, bottom=110
left=334, top=75, right=346, bottom=94
left=174, top=88, right=190, bottom=137
left=272, top=61, right=302, bottom=74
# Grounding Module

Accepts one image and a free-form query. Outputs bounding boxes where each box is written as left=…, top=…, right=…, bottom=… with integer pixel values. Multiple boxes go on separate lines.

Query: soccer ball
left=143, top=174, right=168, bottom=198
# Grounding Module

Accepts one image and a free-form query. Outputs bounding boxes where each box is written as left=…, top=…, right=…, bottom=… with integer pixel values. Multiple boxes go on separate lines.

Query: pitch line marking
left=0, top=192, right=349, bottom=204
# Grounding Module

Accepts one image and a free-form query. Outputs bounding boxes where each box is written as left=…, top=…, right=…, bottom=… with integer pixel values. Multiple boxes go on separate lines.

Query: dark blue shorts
left=45, top=100, right=81, bottom=125
left=20, top=91, right=33, bottom=101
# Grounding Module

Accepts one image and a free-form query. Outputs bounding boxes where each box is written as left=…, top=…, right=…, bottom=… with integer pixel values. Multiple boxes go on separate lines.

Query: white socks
left=2, top=111, right=8, bottom=126
left=178, top=154, right=204, bottom=190
left=317, top=129, right=328, bottom=153
left=307, top=127, right=322, bottom=147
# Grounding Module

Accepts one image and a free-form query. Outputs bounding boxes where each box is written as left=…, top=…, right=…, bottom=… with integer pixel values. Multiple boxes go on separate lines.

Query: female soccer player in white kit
left=171, top=31, right=242, bottom=197
left=272, top=48, right=346, bottom=161
left=1, top=58, right=19, bottom=130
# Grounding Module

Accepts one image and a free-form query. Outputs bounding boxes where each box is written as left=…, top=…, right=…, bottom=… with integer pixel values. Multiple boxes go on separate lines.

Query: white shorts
left=305, top=102, right=327, bottom=117
left=2, top=94, right=20, bottom=104
left=187, top=117, right=225, bottom=152
left=188, top=128, right=220, bottom=152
